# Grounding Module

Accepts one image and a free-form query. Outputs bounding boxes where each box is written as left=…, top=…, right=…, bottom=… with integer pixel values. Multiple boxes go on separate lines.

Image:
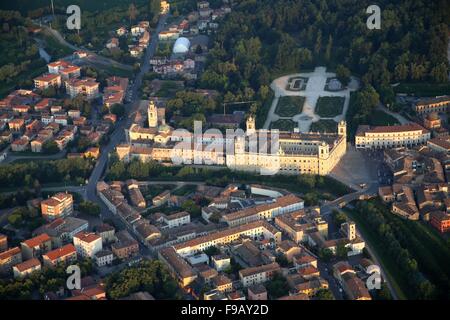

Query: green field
left=310, top=119, right=338, bottom=133
left=270, top=119, right=297, bottom=131
left=315, top=96, right=345, bottom=118
left=368, top=110, right=400, bottom=126
left=275, top=96, right=305, bottom=117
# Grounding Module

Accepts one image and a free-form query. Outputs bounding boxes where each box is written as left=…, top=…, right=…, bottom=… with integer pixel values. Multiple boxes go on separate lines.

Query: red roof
left=74, top=232, right=101, bottom=244
left=22, top=233, right=51, bottom=248
left=14, top=258, right=41, bottom=272
left=44, top=244, right=76, bottom=261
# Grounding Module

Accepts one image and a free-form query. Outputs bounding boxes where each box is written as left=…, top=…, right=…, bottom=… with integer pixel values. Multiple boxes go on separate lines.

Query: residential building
left=73, top=232, right=103, bottom=259
left=248, top=284, right=267, bottom=300
left=13, top=258, right=41, bottom=279
left=42, top=244, right=77, bottom=267
left=0, top=233, right=7, bottom=252
left=414, top=96, right=450, bottom=115
left=66, top=77, right=100, bottom=99
left=34, top=73, right=62, bottom=90
left=41, top=192, right=73, bottom=221
left=239, top=262, right=280, bottom=287
left=94, top=250, right=114, bottom=267
left=111, top=230, right=139, bottom=259
left=0, top=247, right=22, bottom=274
left=158, top=247, right=198, bottom=287
left=21, top=233, right=52, bottom=260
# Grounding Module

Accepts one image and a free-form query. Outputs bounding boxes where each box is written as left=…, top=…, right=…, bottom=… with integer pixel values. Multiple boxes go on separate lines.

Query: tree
left=79, top=201, right=100, bottom=216
left=110, top=104, right=125, bottom=118
left=128, top=3, right=138, bottom=24
left=314, top=288, right=334, bottom=300
left=318, top=248, right=333, bottom=262
left=42, top=140, right=59, bottom=154
left=265, top=273, right=289, bottom=299
left=336, top=65, right=351, bottom=86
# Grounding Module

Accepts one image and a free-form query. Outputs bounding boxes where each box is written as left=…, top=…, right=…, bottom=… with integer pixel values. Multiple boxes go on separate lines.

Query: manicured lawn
left=368, top=110, right=400, bottom=126
left=275, top=96, right=305, bottom=117
left=315, top=96, right=345, bottom=118
left=310, top=119, right=337, bottom=133
left=270, top=119, right=297, bottom=131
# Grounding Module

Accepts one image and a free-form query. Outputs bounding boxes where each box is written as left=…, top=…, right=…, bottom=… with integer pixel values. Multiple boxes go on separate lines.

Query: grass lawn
left=270, top=119, right=297, bottom=131
left=315, top=96, right=345, bottom=118
left=310, top=119, right=337, bottom=133
left=368, top=110, right=400, bottom=126
left=343, top=207, right=409, bottom=300
left=394, top=82, right=450, bottom=97
left=275, top=96, right=305, bottom=117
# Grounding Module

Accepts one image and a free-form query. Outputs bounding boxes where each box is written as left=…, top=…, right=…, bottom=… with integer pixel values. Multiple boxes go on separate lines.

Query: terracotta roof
left=22, top=233, right=51, bottom=248
left=0, top=247, right=21, bottom=260
left=74, top=232, right=101, bottom=244
left=14, top=258, right=41, bottom=272
left=239, top=262, right=280, bottom=278
left=44, top=244, right=76, bottom=261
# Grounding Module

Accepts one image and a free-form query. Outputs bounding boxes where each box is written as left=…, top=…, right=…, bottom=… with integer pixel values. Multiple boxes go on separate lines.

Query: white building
left=73, top=232, right=102, bottom=259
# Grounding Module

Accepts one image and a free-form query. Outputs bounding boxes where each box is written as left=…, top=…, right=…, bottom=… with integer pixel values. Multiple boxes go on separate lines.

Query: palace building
left=355, top=123, right=430, bottom=149
left=117, top=101, right=348, bottom=176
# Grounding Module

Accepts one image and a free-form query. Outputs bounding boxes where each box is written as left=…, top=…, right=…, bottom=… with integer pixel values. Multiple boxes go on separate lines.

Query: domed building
left=424, top=112, right=441, bottom=130
left=173, top=37, right=191, bottom=54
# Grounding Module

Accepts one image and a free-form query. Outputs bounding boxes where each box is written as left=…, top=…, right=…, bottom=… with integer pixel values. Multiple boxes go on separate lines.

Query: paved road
left=85, top=14, right=168, bottom=218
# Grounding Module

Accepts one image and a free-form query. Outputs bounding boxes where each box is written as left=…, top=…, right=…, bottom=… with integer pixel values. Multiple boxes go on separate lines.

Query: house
left=65, top=77, right=100, bottom=99
left=94, top=250, right=114, bottom=267
left=0, top=247, right=22, bottom=274
left=212, top=254, right=230, bottom=272
left=116, top=27, right=127, bottom=36
left=13, top=258, right=41, bottom=279
left=239, top=262, right=280, bottom=287
left=162, top=211, right=190, bottom=229
left=95, top=224, right=116, bottom=243
left=158, top=247, right=198, bottom=287
left=33, top=217, right=89, bottom=245
left=41, top=192, right=74, bottom=221
left=42, top=244, right=77, bottom=267
left=73, top=232, right=102, bottom=259
left=11, top=136, right=29, bottom=152
left=276, top=239, right=302, bottom=262
left=34, top=73, right=61, bottom=90
left=111, top=230, right=139, bottom=260
left=21, top=233, right=52, bottom=260
left=248, top=284, right=267, bottom=300
left=153, top=190, right=171, bottom=206
left=211, top=274, right=233, bottom=293
left=430, top=211, right=450, bottom=233
left=106, top=37, right=119, bottom=49
left=8, top=118, right=25, bottom=131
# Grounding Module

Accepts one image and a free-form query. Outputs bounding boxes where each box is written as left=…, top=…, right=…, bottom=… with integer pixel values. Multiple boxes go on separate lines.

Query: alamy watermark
left=366, top=5, right=381, bottom=30
left=366, top=264, right=382, bottom=290
left=66, top=265, right=81, bottom=290
left=171, top=121, right=280, bottom=175
left=66, top=5, right=81, bottom=30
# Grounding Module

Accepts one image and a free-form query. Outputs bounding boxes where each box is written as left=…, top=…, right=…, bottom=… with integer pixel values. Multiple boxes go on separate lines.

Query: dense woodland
left=200, top=0, right=450, bottom=126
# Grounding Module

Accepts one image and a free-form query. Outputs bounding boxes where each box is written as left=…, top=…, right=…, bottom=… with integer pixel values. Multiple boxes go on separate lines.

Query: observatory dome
left=173, top=37, right=191, bottom=54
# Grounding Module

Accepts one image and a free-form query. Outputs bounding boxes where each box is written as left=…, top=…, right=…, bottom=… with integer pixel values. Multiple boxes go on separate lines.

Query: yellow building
left=355, top=123, right=430, bottom=149
left=119, top=112, right=347, bottom=176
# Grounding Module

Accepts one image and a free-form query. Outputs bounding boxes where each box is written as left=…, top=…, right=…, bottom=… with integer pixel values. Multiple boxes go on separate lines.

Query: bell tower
left=246, top=115, right=256, bottom=135
left=148, top=100, right=158, bottom=128
left=338, top=120, right=347, bottom=139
